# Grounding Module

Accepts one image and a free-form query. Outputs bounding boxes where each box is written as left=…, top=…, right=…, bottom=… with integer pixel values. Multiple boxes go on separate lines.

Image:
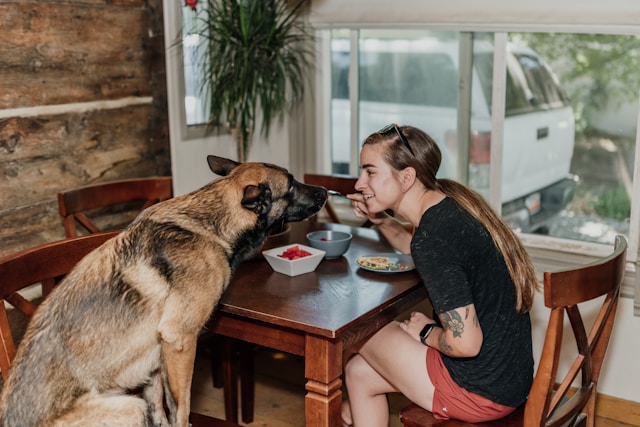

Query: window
left=322, top=29, right=640, bottom=258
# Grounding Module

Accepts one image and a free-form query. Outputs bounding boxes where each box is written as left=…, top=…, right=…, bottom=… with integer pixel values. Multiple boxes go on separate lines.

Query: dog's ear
left=207, top=155, right=240, bottom=176
left=241, top=184, right=272, bottom=215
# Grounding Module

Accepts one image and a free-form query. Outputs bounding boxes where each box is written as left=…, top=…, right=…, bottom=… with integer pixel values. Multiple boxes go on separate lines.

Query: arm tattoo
left=437, top=331, right=453, bottom=354
left=440, top=309, right=464, bottom=338
left=437, top=306, right=479, bottom=355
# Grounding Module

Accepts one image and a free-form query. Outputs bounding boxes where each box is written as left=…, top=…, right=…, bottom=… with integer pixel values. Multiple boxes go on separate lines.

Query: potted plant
left=186, top=0, right=312, bottom=162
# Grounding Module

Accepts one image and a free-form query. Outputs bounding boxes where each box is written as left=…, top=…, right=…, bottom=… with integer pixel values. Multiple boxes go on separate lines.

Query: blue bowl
left=306, top=230, right=353, bottom=259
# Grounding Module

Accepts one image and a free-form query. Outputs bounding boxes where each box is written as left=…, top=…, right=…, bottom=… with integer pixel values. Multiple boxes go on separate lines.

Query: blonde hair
left=364, top=125, right=539, bottom=312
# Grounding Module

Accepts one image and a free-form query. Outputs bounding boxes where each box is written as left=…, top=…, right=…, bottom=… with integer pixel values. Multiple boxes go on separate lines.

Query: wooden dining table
left=207, top=220, right=427, bottom=427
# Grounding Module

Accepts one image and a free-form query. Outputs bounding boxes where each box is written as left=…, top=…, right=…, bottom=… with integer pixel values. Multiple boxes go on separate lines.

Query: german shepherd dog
left=0, top=156, right=327, bottom=427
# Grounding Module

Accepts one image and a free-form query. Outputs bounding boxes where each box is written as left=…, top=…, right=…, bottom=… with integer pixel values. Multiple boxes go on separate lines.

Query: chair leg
left=211, top=335, right=224, bottom=389
left=221, top=337, right=239, bottom=423
left=239, top=341, right=255, bottom=423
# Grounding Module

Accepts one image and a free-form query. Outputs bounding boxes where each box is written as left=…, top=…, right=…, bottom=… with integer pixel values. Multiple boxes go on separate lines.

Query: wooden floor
left=190, top=346, right=637, bottom=427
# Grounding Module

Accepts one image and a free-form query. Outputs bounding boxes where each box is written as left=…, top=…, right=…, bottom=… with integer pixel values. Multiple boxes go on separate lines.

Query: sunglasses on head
left=379, top=124, right=415, bottom=157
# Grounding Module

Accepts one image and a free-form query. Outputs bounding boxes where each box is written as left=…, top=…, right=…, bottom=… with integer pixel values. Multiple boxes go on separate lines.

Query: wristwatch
left=419, top=323, right=438, bottom=345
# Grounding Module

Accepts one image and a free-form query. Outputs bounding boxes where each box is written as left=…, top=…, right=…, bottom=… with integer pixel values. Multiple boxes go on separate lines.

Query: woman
left=342, top=124, right=538, bottom=426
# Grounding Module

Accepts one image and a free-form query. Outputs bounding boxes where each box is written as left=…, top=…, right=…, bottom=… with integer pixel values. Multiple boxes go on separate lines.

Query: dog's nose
left=315, top=188, right=328, bottom=204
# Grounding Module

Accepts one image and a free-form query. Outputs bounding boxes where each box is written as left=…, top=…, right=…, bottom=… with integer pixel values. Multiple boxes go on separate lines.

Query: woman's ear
left=400, top=167, right=417, bottom=192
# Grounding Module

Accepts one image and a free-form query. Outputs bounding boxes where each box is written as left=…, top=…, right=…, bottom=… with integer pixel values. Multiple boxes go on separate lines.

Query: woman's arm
left=401, top=305, right=483, bottom=358
left=375, top=216, right=413, bottom=254
left=432, top=304, right=483, bottom=357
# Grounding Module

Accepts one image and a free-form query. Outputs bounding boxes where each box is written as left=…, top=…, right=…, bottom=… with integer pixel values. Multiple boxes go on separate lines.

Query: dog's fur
left=0, top=156, right=327, bottom=427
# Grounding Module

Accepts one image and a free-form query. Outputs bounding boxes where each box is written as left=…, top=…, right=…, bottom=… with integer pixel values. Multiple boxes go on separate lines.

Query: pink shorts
left=426, top=349, right=516, bottom=423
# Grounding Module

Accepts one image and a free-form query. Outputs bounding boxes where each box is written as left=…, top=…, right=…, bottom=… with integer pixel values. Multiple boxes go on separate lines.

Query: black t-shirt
left=410, top=197, right=533, bottom=407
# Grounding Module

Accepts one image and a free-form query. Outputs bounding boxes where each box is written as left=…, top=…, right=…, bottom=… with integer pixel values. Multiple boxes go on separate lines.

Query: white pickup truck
left=331, top=38, right=577, bottom=233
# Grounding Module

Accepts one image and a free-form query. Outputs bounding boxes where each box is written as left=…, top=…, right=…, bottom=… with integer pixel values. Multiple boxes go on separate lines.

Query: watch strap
left=419, top=323, right=437, bottom=345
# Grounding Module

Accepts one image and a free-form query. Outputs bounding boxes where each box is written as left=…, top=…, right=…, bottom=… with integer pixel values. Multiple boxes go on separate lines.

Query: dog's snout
left=312, top=187, right=329, bottom=210
left=315, top=187, right=328, bottom=206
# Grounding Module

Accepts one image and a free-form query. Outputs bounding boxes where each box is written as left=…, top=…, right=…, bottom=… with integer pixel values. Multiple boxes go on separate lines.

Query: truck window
left=513, top=53, right=568, bottom=109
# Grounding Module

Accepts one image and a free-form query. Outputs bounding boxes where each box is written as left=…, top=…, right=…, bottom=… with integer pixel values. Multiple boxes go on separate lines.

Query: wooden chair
left=303, top=173, right=374, bottom=227
left=57, top=177, right=253, bottom=423
left=0, top=232, right=241, bottom=427
left=399, top=235, right=627, bottom=427
left=57, top=176, right=173, bottom=238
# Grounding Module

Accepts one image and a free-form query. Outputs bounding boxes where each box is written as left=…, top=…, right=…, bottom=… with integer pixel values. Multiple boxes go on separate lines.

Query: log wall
left=0, top=0, right=170, bottom=257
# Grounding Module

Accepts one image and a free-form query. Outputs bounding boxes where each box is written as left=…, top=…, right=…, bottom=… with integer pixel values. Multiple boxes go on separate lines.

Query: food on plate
left=278, top=245, right=312, bottom=260
left=357, top=256, right=390, bottom=270
left=357, top=256, right=411, bottom=271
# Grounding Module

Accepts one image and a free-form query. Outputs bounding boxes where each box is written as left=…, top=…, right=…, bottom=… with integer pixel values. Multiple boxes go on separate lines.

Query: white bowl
left=262, top=244, right=325, bottom=276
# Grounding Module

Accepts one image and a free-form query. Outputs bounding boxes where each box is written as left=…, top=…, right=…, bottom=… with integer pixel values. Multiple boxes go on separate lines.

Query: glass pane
left=329, top=30, right=489, bottom=193
left=489, top=39, right=577, bottom=236
left=508, top=33, right=640, bottom=244
left=355, top=30, right=463, bottom=182
left=330, top=30, right=351, bottom=174
left=182, top=6, right=209, bottom=126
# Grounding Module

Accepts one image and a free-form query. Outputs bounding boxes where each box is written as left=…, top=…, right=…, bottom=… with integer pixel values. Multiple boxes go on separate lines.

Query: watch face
left=420, top=324, right=435, bottom=344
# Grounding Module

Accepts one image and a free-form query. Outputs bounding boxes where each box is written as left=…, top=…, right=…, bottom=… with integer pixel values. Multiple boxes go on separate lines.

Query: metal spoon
left=327, top=189, right=349, bottom=198
left=327, top=190, right=372, bottom=200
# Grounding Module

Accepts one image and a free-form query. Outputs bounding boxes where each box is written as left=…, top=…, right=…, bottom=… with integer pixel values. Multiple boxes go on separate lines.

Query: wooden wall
left=0, top=0, right=170, bottom=257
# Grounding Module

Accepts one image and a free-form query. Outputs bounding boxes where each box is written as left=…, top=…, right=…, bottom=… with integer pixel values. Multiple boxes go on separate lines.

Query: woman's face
left=355, top=143, right=403, bottom=213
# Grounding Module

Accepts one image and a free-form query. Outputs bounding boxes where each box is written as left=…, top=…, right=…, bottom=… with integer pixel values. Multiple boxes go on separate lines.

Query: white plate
left=356, top=253, right=415, bottom=273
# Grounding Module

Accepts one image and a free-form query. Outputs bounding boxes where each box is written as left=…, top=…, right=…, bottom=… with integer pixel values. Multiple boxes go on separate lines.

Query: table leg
left=304, top=335, right=343, bottom=427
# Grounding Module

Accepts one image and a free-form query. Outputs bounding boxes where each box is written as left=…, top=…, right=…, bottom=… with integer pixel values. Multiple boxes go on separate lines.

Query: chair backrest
left=399, top=235, right=627, bottom=427
left=303, top=173, right=373, bottom=226
left=0, top=231, right=119, bottom=380
left=524, top=234, right=627, bottom=427
left=57, top=177, right=173, bottom=237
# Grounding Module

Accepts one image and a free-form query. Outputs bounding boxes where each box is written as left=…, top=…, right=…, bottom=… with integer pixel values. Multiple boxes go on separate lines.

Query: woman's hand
left=399, top=311, right=435, bottom=342
left=346, top=193, right=386, bottom=225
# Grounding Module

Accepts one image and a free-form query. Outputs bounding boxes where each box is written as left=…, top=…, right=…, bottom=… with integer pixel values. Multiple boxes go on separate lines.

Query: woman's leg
left=345, top=354, right=395, bottom=426
left=344, top=320, right=436, bottom=426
